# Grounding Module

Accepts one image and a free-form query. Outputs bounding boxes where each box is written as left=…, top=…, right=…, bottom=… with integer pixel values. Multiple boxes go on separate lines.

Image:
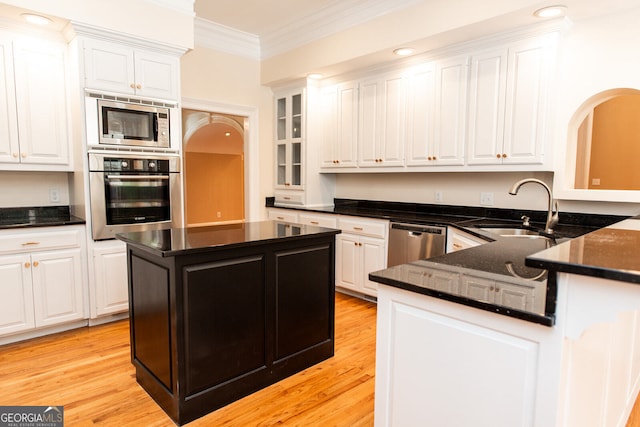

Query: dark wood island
left=116, top=221, right=340, bottom=425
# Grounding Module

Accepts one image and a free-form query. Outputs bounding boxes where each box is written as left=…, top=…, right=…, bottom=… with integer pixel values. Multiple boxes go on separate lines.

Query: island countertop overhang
left=116, top=220, right=341, bottom=257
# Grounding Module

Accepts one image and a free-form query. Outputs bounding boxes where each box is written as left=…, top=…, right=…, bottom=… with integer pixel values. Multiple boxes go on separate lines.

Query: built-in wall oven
left=88, top=152, right=181, bottom=240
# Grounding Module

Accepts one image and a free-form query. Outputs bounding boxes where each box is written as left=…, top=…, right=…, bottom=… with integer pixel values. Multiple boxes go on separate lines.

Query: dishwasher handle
left=390, top=222, right=446, bottom=235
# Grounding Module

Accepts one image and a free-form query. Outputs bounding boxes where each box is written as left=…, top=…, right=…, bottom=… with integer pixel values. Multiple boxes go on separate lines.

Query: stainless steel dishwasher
left=387, top=222, right=447, bottom=267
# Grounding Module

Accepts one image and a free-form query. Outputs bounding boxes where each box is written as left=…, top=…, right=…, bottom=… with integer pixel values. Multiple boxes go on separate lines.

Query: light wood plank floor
left=1, top=291, right=639, bottom=426
left=0, top=292, right=377, bottom=426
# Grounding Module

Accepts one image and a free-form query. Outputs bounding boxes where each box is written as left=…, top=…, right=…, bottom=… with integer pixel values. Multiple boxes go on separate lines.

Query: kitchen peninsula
left=116, top=221, right=340, bottom=425
left=371, top=217, right=640, bottom=427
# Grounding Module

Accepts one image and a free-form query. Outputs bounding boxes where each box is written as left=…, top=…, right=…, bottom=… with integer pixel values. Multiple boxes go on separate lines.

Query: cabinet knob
left=24, top=262, right=30, bottom=268
left=496, top=154, right=501, bottom=159
left=433, top=156, right=437, bottom=160
left=136, top=84, right=142, bottom=89
left=12, top=152, right=18, bottom=158
left=427, top=156, right=432, bottom=161
left=502, top=153, right=507, bottom=158
left=130, top=83, right=135, bottom=89
left=21, top=152, right=27, bottom=158
left=33, top=261, right=39, bottom=267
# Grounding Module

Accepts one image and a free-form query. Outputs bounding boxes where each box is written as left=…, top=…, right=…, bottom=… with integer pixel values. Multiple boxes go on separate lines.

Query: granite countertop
left=116, top=220, right=341, bottom=257
left=526, top=217, right=640, bottom=284
left=0, top=206, right=85, bottom=229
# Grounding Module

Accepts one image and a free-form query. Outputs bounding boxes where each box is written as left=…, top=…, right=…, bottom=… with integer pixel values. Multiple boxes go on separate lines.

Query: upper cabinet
left=406, top=56, right=468, bottom=167
left=467, top=34, right=556, bottom=166
left=275, top=88, right=305, bottom=191
left=0, top=31, right=71, bottom=171
left=316, top=29, right=559, bottom=174
left=83, top=38, right=180, bottom=101
left=273, top=83, right=335, bottom=208
left=320, top=81, right=358, bottom=168
left=358, top=72, right=405, bottom=168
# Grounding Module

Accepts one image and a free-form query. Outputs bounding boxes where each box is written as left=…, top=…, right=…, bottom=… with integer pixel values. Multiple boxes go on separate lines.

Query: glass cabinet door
left=277, top=97, right=287, bottom=140
left=274, top=89, right=304, bottom=190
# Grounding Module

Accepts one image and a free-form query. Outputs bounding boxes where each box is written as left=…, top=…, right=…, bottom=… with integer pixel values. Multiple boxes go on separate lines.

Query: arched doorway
left=182, top=109, right=246, bottom=226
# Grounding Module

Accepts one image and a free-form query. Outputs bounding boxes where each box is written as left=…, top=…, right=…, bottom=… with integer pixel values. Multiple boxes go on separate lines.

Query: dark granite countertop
left=116, top=221, right=341, bottom=257
left=526, top=217, right=640, bottom=284
left=0, top=206, right=85, bottom=229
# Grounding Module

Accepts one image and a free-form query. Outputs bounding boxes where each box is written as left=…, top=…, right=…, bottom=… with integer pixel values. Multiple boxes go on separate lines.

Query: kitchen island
left=370, top=218, right=640, bottom=427
left=116, top=221, right=340, bottom=425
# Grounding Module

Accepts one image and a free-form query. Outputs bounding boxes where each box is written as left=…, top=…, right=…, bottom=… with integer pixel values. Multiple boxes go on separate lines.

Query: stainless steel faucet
left=508, top=178, right=559, bottom=235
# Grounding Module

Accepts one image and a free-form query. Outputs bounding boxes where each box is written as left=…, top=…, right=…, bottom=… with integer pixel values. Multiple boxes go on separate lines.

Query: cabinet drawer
left=268, top=209, right=299, bottom=223
left=338, top=216, right=388, bottom=238
left=0, top=227, right=83, bottom=254
left=274, top=192, right=304, bottom=206
left=298, top=213, right=337, bottom=228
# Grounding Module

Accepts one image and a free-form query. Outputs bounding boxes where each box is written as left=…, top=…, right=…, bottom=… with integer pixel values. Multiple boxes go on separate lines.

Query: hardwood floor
left=0, top=292, right=377, bottom=426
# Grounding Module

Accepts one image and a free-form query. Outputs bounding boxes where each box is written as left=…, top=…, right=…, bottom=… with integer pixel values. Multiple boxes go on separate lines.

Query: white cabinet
left=83, top=38, right=180, bottom=100
left=467, top=34, right=556, bottom=166
left=406, top=57, right=469, bottom=167
left=375, top=284, right=551, bottom=427
left=320, top=81, right=358, bottom=168
left=336, top=216, right=388, bottom=297
left=0, top=32, right=71, bottom=170
left=461, top=274, right=544, bottom=314
left=0, top=226, right=86, bottom=337
left=298, top=212, right=338, bottom=228
left=91, top=240, right=129, bottom=317
left=358, top=72, right=405, bottom=167
left=274, top=83, right=335, bottom=208
left=446, top=226, right=489, bottom=252
left=267, top=208, right=299, bottom=224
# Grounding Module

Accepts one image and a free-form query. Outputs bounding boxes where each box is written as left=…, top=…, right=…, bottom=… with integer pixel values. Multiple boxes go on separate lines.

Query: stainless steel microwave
left=85, top=92, right=179, bottom=150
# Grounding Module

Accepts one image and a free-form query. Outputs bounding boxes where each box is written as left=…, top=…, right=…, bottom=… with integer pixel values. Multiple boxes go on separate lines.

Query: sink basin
left=479, top=227, right=540, bottom=236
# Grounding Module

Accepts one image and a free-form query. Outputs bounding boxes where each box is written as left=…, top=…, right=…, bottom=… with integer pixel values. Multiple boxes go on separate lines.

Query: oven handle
left=106, top=175, right=170, bottom=180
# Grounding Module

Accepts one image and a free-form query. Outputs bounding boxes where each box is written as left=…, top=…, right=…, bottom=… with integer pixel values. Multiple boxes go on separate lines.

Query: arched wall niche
left=558, top=88, right=640, bottom=203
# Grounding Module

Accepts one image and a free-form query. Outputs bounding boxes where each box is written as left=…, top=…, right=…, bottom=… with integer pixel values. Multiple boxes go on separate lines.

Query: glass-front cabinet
left=275, top=89, right=304, bottom=191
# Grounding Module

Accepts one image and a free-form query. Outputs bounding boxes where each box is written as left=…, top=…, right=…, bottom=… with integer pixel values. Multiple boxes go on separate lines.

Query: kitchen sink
left=478, top=227, right=540, bottom=236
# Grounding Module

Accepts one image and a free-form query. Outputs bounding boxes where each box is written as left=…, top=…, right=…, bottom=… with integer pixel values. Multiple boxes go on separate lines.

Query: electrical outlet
left=480, top=192, right=494, bottom=206
left=217, top=211, right=222, bottom=218
left=434, top=191, right=443, bottom=203
left=592, top=178, right=601, bottom=186
left=49, top=188, right=60, bottom=203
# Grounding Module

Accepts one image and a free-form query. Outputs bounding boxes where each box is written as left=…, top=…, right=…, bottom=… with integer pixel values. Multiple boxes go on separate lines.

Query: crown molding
left=194, top=17, right=260, bottom=60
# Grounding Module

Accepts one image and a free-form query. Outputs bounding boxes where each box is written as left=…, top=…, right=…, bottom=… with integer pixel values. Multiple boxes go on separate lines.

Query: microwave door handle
left=106, top=175, right=170, bottom=180
left=153, top=113, right=159, bottom=140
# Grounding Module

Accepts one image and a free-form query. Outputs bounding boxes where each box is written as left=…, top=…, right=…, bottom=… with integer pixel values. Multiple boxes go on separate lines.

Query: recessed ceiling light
left=533, top=5, right=567, bottom=18
left=224, top=132, right=231, bottom=137
left=21, top=13, right=52, bottom=26
left=307, top=73, right=323, bottom=79
left=393, top=47, right=415, bottom=57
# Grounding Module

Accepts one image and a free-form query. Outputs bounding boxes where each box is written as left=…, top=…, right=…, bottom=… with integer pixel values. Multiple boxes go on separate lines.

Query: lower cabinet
left=91, top=240, right=129, bottom=317
left=336, top=216, right=388, bottom=297
left=0, top=226, right=86, bottom=338
left=461, top=274, right=544, bottom=315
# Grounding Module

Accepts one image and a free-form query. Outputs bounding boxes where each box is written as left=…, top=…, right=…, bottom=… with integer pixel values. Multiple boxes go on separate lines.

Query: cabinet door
left=31, top=249, right=84, bottom=327
left=428, top=269, right=460, bottom=294
left=494, top=281, right=536, bottom=312
left=274, top=90, right=304, bottom=189
left=83, top=38, right=135, bottom=95
left=0, top=33, right=19, bottom=164
left=360, top=235, right=387, bottom=295
left=433, top=56, right=468, bottom=165
left=133, top=50, right=180, bottom=100
left=406, top=63, right=436, bottom=166
left=320, top=82, right=358, bottom=168
left=13, top=38, right=70, bottom=166
left=502, top=37, right=550, bottom=165
left=467, top=48, right=508, bottom=165
left=335, top=233, right=360, bottom=292
left=0, top=254, right=34, bottom=335
left=461, top=275, right=495, bottom=304
left=93, top=243, right=129, bottom=316
left=358, top=73, right=405, bottom=167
